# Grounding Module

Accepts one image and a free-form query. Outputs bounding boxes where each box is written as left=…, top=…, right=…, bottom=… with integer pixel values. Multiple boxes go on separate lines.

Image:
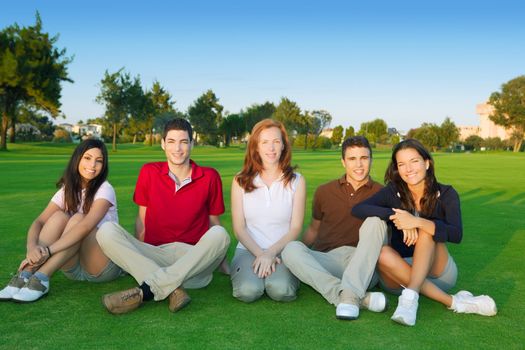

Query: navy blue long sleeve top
left=352, top=182, right=463, bottom=257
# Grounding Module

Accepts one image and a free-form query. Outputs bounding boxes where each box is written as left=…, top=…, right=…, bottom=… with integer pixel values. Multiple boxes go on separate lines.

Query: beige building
left=458, top=103, right=512, bottom=141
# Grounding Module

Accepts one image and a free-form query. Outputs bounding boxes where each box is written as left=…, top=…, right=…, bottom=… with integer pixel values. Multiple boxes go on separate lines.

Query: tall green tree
left=439, top=117, right=460, bottom=149
left=358, top=118, right=388, bottom=144
left=188, top=90, right=223, bottom=145
left=220, top=113, right=245, bottom=146
left=243, top=102, right=276, bottom=133
left=344, top=126, right=355, bottom=140
left=143, top=81, right=175, bottom=146
left=96, top=69, right=142, bottom=151
left=0, top=13, right=72, bottom=150
left=407, top=123, right=440, bottom=151
left=489, top=75, right=525, bottom=152
left=331, top=125, right=344, bottom=145
left=273, top=97, right=302, bottom=134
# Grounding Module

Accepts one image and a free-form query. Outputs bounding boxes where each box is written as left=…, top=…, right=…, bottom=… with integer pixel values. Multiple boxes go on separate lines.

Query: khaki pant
left=96, top=222, right=230, bottom=301
left=281, top=217, right=387, bottom=306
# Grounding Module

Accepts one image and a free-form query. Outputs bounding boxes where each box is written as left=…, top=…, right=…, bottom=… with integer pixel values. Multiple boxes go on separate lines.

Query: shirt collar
left=338, top=174, right=374, bottom=189
left=160, top=159, right=204, bottom=180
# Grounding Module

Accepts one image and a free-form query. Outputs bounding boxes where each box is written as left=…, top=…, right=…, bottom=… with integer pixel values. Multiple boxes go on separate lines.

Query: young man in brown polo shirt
left=282, top=136, right=388, bottom=320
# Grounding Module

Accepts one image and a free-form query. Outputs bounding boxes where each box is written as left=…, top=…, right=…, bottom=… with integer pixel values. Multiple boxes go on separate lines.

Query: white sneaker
left=0, top=273, right=28, bottom=301
left=336, top=303, right=359, bottom=320
left=391, top=288, right=419, bottom=326
left=12, top=276, right=49, bottom=303
left=451, top=290, right=497, bottom=316
left=362, top=292, right=387, bottom=312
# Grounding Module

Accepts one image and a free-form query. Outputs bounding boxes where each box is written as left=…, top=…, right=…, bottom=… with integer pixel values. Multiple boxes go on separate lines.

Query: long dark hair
left=236, top=119, right=295, bottom=193
left=56, top=139, right=109, bottom=214
left=384, top=139, right=439, bottom=217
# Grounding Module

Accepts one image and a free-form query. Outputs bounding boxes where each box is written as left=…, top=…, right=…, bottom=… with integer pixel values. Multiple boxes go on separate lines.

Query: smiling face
left=395, top=147, right=430, bottom=190
left=341, top=146, right=371, bottom=189
left=78, top=147, right=104, bottom=185
left=257, top=126, right=284, bottom=167
left=161, top=129, right=193, bottom=167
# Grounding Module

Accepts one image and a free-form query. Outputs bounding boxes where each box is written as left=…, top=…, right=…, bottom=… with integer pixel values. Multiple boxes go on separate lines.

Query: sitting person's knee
left=265, top=280, right=297, bottom=302
left=378, top=246, right=397, bottom=269
left=281, top=241, right=306, bottom=264
left=95, top=221, right=119, bottom=245
left=233, top=281, right=264, bottom=303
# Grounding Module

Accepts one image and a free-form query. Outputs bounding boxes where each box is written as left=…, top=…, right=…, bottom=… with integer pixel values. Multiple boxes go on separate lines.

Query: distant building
left=320, top=128, right=333, bottom=138
left=458, top=102, right=512, bottom=141
left=57, top=123, right=74, bottom=133
left=387, top=127, right=400, bottom=136
left=73, top=124, right=103, bottom=138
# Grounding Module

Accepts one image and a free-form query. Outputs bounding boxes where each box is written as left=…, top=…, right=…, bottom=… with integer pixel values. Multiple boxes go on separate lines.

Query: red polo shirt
left=133, top=160, right=225, bottom=246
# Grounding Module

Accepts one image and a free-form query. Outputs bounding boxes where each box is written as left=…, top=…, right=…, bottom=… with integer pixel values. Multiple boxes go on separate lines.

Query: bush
left=294, top=134, right=333, bottom=149
left=463, top=135, right=483, bottom=151
left=52, top=128, right=73, bottom=143
left=483, top=137, right=505, bottom=151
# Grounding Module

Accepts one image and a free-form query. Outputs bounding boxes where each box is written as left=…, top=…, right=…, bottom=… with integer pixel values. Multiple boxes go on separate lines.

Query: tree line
left=2, top=14, right=524, bottom=151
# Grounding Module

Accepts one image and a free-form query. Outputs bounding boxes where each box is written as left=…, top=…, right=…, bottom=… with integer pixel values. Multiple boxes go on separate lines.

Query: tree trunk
left=132, top=134, right=137, bottom=144
left=112, top=122, right=117, bottom=152
left=304, top=133, right=308, bottom=150
left=149, top=128, right=153, bottom=146
left=1, top=111, right=9, bottom=150
left=9, top=117, right=16, bottom=143
left=514, top=138, right=523, bottom=152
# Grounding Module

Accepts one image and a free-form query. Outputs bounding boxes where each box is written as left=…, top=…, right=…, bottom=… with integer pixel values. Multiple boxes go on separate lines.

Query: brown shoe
left=168, top=287, right=191, bottom=313
left=102, top=287, right=143, bottom=314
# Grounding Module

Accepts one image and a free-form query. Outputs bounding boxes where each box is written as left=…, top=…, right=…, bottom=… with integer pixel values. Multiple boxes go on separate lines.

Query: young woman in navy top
left=353, top=139, right=496, bottom=326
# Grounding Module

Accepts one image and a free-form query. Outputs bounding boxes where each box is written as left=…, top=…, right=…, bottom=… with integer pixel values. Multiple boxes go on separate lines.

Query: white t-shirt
left=51, top=181, right=118, bottom=228
left=237, top=173, right=301, bottom=250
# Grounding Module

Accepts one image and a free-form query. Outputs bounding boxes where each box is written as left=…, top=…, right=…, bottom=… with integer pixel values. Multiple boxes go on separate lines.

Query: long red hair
left=236, top=119, right=296, bottom=192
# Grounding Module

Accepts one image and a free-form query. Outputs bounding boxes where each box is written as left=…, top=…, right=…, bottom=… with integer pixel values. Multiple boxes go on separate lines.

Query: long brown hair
left=384, top=139, right=440, bottom=217
left=57, top=139, right=109, bottom=214
left=236, top=119, right=295, bottom=192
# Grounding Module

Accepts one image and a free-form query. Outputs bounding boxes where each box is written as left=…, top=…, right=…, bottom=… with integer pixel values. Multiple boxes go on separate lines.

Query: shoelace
left=121, top=290, right=141, bottom=302
left=26, top=276, right=47, bottom=292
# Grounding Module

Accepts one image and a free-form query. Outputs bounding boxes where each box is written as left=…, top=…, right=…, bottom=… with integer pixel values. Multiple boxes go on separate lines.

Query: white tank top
left=237, top=173, right=301, bottom=250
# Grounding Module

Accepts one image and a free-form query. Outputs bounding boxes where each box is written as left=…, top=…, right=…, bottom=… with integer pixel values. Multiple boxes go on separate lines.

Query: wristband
left=46, top=246, right=52, bottom=257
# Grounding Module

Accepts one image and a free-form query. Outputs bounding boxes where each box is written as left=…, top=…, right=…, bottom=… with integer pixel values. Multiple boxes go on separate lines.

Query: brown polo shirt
left=311, top=175, right=383, bottom=252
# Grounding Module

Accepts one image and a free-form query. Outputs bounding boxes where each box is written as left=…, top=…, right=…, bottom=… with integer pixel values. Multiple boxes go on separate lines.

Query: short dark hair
left=163, top=118, right=193, bottom=141
left=341, top=136, right=372, bottom=159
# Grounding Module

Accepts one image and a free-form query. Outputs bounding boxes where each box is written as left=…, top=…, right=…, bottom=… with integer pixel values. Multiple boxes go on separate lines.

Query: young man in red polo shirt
left=96, top=118, right=230, bottom=314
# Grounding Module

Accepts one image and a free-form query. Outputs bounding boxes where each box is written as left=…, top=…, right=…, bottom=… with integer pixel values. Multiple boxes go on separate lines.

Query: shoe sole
left=336, top=315, right=358, bottom=321
left=391, top=315, right=415, bottom=326
left=12, top=292, right=48, bottom=304
left=169, top=297, right=191, bottom=313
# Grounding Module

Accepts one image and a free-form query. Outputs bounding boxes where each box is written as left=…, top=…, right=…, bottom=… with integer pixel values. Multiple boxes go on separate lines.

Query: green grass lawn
left=0, top=143, right=524, bottom=349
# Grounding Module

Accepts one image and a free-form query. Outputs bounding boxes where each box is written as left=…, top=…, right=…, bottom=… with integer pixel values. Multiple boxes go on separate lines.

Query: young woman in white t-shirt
left=0, top=139, right=122, bottom=303
left=230, top=119, right=306, bottom=302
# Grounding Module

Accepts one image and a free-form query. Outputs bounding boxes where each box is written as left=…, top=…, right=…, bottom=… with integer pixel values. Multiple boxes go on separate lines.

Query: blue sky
left=2, top=0, right=524, bottom=132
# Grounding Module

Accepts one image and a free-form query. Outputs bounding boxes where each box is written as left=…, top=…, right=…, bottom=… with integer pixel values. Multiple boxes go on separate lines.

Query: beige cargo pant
left=96, top=222, right=230, bottom=300
left=281, top=217, right=387, bottom=306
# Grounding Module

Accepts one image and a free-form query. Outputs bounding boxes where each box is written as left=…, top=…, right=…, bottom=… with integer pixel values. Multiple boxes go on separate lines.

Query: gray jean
left=231, top=248, right=299, bottom=303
